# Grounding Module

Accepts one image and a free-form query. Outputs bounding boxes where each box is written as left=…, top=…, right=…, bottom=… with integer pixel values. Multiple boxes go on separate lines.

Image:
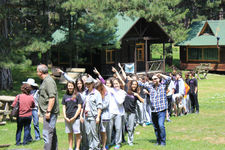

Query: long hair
left=66, top=81, right=82, bottom=100
left=112, top=78, right=124, bottom=89
left=105, top=77, right=113, bottom=87
left=95, top=82, right=107, bottom=99
left=127, top=80, right=140, bottom=95
left=66, top=81, right=76, bottom=95
left=75, top=77, right=85, bottom=93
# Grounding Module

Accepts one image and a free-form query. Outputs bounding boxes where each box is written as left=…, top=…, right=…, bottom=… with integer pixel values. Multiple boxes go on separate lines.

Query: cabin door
left=136, top=43, right=145, bottom=72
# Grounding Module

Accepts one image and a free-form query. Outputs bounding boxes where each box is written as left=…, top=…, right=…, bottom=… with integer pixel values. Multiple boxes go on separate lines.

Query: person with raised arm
left=123, top=80, right=144, bottom=146
left=138, top=73, right=171, bottom=146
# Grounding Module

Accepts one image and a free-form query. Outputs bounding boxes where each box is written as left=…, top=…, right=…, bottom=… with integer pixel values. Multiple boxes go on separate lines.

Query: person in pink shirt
left=12, top=83, right=35, bottom=146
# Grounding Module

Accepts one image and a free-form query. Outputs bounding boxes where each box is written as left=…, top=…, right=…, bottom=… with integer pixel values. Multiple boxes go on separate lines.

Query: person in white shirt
left=172, top=72, right=185, bottom=116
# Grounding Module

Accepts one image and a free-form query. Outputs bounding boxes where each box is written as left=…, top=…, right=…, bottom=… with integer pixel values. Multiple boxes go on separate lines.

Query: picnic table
left=194, top=63, right=212, bottom=80
left=0, top=95, right=15, bottom=125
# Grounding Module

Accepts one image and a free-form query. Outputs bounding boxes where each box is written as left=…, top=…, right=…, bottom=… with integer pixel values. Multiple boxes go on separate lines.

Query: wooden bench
left=194, top=63, right=212, bottom=80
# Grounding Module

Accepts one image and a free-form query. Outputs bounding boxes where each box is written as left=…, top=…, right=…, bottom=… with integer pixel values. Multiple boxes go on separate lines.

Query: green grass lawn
left=0, top=68, right=225, bottom=150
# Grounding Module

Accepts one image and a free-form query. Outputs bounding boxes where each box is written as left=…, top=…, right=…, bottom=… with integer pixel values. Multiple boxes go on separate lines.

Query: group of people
left=166, top=70, right=199, bottom=121
left=12, top=64, right=59, bottom=149
left=12, top=63, right=199, bottom=150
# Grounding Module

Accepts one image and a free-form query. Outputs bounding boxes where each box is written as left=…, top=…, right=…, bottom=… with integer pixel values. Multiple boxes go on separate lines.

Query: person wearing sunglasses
left=138, top=73, right=171, bottom=146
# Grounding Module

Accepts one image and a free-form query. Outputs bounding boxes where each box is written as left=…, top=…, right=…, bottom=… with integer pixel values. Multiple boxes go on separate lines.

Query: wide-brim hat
left=22, top=78, right=39, bottom=87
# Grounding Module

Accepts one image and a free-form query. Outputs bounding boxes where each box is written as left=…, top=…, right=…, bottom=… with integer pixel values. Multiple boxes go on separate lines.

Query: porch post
left=163, top=42, right=166, bottom=72
left=145, top=38, right=148, bottom=74
left=134, top=41, right=137, bottom=73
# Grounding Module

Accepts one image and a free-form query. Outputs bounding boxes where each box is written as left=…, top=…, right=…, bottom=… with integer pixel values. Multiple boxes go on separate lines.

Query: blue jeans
left=152, top=110, right=166, bottom=145
left=16, top=116, right=32, bottom=145
left=32, top=109, right=41, bottom=140
left=43, top=114, right=58, bottom=150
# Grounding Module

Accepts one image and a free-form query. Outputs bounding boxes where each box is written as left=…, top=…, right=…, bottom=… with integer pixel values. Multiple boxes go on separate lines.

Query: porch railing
left=120, top=59, right=164, bottom=74
left=147, top=60, right=163, bottom=73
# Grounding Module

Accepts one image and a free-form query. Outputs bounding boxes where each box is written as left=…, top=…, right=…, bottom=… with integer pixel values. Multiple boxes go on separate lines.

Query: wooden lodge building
left=51, top=15, right=174, bottom=76
left=177, top=20, right=225, bottom=71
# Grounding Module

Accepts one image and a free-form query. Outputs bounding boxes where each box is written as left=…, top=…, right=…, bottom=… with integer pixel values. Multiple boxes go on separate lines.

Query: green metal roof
left=115, top=15, right=139, bottom=41
left=51, top=15, right=139, bottom=45
left=177, top=20, right=225, bottom=46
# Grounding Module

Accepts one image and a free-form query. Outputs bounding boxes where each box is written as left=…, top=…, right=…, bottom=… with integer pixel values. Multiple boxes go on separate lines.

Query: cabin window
left=188, top=48, right=202, bottom=60
left=188, top=47, right=219, bottom=61
left=204, top=48, right=218, bottom=60
left=136, top=43, right=144, bottom=61
left=106, top=50, right=115, bottom=64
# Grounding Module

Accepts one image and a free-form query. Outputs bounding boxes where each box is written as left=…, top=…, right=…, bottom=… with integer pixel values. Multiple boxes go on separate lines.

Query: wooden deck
left=180, top=63, right=225, bottom=71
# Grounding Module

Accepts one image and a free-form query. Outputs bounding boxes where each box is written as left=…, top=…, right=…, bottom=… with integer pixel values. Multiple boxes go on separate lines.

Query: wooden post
left=163, top=43, right=166, bottom=72
left=145, top=38, right=148, bottom=74
left=134, top=41, right=137, bottom=73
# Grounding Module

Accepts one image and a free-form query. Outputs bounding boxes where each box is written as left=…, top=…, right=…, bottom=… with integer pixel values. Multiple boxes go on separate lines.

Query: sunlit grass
left=0, top=68, right=225, bottom=150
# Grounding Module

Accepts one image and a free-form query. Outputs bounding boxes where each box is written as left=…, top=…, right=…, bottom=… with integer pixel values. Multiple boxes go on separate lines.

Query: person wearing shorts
left=62, top=81, right=83, bottom=150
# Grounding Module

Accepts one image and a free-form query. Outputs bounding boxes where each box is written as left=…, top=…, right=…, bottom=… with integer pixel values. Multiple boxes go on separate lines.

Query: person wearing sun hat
left=22, top=78, right=41, bottom=141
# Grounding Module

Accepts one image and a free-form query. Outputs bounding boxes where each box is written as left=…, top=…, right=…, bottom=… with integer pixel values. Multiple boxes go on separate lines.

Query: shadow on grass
left=148, top=139, right=157, bottom=144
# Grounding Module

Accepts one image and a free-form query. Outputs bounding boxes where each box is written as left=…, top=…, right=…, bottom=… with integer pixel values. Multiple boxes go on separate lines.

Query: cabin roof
left=115, top=15, right=139, bottom=41
left=177, top=20, right=225, bottom=46
left=51, top=15, right=174, bottom=45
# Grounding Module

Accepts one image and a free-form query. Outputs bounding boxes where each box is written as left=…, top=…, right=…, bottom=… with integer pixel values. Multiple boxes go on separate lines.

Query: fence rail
left=147, top=60, right=163, bottom=72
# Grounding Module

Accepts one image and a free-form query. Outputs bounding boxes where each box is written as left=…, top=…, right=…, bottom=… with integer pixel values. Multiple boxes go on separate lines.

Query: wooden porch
left=180, top=62, right=225, bottom=71
left=122, top=60, right=164, bottom=75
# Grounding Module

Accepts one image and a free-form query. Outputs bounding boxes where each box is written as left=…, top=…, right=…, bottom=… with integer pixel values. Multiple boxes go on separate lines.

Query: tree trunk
left=0, top=0, right=13, bottom=90
left=0, top=68, right=13, bottom=90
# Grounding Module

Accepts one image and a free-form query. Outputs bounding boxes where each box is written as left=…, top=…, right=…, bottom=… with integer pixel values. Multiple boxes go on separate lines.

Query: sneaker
left=166, top=119, right=171, bottom=122
left=142, top=124, right=146, bottom=127
left=16, top=143, right=22, bottom=146
left=129, top=143, right=134, bottom=146
left=154, top=143, right=160, bottom=146
left=105, top=145, right=109, bottom=150
left=114, top=145, right=120, bottom=149
left=145, top=122, right=152, bottom=126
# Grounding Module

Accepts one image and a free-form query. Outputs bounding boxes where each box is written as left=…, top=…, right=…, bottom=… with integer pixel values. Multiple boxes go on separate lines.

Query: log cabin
left=51, top=15, right=174, bottom=76
left=177, top=20, right=225, bottom=71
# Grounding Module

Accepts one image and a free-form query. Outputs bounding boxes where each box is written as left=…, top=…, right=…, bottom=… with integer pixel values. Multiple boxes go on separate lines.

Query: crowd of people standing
left=12, top=63, right=199, bottom=150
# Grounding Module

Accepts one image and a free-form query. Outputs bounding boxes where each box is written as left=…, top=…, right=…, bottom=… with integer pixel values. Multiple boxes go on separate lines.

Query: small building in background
left=51, top=15, right=174, bottom=76
left=177, top=20, right=225, bottom=71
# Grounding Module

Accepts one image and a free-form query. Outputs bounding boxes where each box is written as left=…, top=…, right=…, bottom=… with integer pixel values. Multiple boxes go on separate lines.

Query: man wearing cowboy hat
left=23, top=78, right=41, bottom=141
